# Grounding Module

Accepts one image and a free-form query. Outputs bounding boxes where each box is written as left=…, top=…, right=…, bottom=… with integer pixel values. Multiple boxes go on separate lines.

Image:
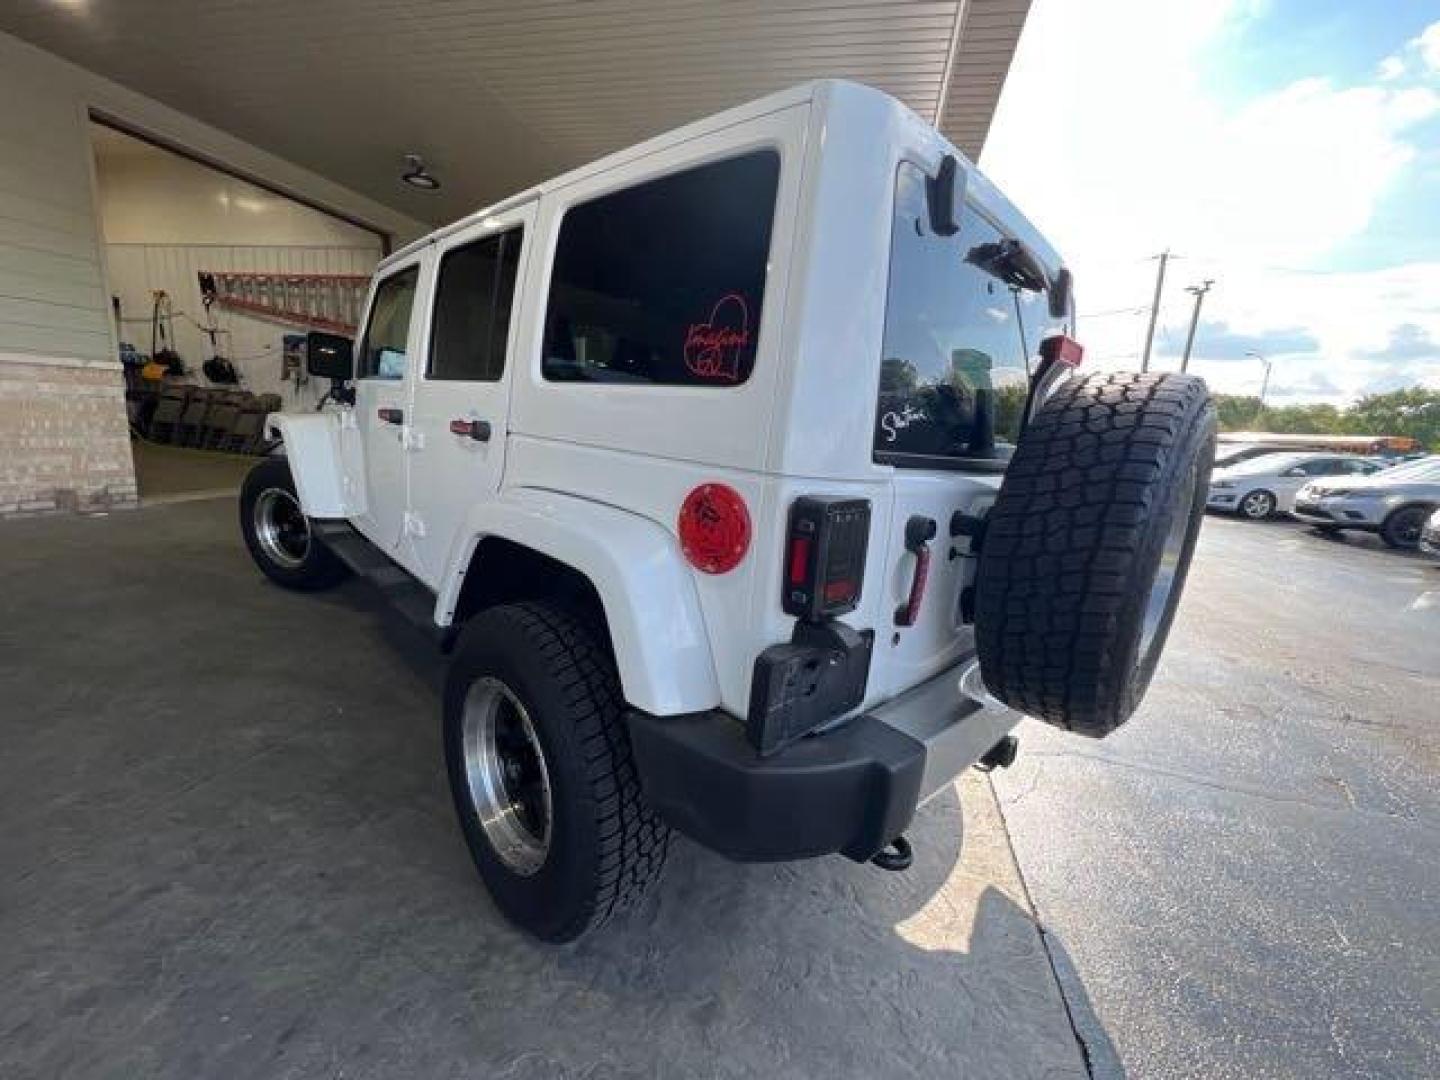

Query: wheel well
left=1383, top=501, right=1437, bottom=527
left=452, top=536, right=609, bottom=641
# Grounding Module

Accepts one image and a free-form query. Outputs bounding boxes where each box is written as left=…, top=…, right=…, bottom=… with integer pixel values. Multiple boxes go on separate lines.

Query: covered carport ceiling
left=0, top=0, right=1030, bottom=227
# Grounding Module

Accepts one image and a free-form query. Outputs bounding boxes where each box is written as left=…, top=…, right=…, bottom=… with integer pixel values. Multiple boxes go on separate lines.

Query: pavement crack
left=983, top=773, right=1101, bottom=1079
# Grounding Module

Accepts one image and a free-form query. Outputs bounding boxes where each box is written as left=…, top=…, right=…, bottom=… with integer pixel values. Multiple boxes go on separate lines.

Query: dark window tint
left=875, top=162, right=1035, bottom=466
left=358, top=266, right=419, bottom=379
left=430, top=228, right=523, bottom=382
left=542, top=151, right=780, bottom=386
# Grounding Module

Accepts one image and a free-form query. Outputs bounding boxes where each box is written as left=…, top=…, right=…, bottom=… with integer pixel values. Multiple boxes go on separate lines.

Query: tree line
left=1212, top=387, right=1440, bottom=450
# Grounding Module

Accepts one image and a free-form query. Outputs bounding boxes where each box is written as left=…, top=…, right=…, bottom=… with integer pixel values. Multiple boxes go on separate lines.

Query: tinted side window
left=875, top=163, right=1032, bottom=465
left=542, top=150, right=780, bottom=386
left=358, top=267, right=419, bottom=379
left=430, top=228, right=523, bottom=382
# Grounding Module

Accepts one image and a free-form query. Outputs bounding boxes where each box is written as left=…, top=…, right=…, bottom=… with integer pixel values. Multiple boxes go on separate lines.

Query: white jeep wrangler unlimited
left=241, top=81, right=1215, bottom=941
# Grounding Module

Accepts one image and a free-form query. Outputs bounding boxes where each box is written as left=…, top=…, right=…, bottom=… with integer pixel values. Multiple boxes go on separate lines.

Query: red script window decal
left=684, top=294, right=751, bottom=382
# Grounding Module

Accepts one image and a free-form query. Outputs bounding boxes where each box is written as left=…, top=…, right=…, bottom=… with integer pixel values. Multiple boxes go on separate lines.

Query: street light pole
left=1179, top=279, right=1215, bottom=374
left=1140, top=249, right=1170, bottom=373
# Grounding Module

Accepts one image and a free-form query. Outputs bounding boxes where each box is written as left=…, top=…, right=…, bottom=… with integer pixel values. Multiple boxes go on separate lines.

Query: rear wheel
left=239, top=457, right=348, bottom=590
left=1238, top=489, right=1276, bottom=520
left=975, top=372, right=1216, bottom=737
left=1381, top=505, right=1429, bottom=550
left=443, top=602, right=669, bottom=941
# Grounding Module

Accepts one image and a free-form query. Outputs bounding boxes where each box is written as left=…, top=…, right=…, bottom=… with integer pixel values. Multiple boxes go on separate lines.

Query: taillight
left=782, top=497, right=871, bottom=620
left=1039, top=333, right=1084, bottom=367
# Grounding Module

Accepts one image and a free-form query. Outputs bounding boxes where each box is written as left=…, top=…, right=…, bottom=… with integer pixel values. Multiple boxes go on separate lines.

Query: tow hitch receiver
left=976, top=735, right=1019, bottom=772
left=871, top=836, right=913, bottom=872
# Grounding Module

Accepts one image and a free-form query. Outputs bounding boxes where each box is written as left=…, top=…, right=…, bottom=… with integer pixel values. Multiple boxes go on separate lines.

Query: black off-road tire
left=1380, top=505, right=1431, bottom=550
left=443, top=602, right=670, bottom=942
left=975, top=372, right=1216, bottom=737
left=239, top=457, right=348, bottom=591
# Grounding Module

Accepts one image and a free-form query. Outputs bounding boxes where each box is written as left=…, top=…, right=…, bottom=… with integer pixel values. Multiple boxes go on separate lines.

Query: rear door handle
left=449, top=418, right=492, bottom=442
left=377, top=407, right=404, bottom=425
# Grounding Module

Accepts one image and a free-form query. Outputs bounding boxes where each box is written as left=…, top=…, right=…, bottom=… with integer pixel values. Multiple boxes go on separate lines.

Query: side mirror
left=306, top=331, right=353, bottom=380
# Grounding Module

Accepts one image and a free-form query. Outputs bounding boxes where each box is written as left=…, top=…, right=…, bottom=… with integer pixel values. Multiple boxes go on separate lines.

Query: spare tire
left=975, top=372, right=1215, bottom=737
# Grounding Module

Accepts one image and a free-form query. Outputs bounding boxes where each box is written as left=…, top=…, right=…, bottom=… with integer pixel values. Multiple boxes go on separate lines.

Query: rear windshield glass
left=874, top=162, right=1046, bottom=466
left=542, top=150, right=780, bottom=387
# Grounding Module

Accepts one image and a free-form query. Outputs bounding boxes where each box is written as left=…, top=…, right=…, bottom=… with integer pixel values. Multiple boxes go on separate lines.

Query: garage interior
left=92, top=123, right=388, bottom=502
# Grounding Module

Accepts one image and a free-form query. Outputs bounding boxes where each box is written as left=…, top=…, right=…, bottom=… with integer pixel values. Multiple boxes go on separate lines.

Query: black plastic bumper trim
left=627, top=709, right=925, bottom=864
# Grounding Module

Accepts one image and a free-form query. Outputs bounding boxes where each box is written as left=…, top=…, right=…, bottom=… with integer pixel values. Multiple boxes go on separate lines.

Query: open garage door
left=91, top=122, right=387, bottom=504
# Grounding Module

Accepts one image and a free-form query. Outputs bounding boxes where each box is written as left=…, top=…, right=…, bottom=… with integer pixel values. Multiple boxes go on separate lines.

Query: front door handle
left=377, top=407, right=404, bottom=425
left=449, top=418, right=492, bottom=442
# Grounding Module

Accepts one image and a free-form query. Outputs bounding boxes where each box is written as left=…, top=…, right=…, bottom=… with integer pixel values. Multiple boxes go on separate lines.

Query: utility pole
left=1248, top=350, right=1273, bottom=408
left=1140, top=249, right=1170, bottom=373
left=1179, top=279, right=1215, bottom=373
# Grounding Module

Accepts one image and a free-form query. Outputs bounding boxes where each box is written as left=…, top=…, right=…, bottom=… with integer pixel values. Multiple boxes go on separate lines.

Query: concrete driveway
left=0, top=498, right=1092, bottom=1079
left=995, top=516, right=1440, bottom=1078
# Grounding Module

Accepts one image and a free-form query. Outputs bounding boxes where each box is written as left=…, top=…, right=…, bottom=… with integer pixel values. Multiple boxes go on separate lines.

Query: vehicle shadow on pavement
left=357, top=602, right=1121, bottom=1080
left=0, top=516, right=1118, bottom=1080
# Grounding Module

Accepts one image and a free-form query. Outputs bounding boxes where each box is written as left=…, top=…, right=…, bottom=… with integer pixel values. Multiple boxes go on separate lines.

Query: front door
left=404, top=204, right=535, bottom=586
left=352, top=261, right=424, bottom=555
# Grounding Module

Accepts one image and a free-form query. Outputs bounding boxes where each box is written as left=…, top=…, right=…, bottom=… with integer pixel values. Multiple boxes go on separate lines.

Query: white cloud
left=1417, top=20, right=1440, bottom=72
left=1378, top=55, right=1407, bottom=81
left=981, top=0, right=1439, bottom=404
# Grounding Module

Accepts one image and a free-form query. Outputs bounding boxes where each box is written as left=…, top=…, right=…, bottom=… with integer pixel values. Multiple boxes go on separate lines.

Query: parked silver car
left=1293, top=455, right=1440, bottom=549
left=1421, top=508, right=1440, bottom=559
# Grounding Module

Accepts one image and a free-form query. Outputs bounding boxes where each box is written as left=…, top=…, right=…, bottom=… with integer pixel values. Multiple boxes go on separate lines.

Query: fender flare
left=266, top=412, right=357, bottom=519
left=437, top=489, right=721, bottom=717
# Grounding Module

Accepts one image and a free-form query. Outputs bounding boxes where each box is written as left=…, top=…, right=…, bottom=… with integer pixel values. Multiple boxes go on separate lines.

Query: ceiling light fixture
left=402, top=154, right=440, bottom=191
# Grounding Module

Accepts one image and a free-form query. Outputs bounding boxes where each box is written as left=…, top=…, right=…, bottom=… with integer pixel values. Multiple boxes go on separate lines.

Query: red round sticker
left=678, top=483, right=751, bottom=574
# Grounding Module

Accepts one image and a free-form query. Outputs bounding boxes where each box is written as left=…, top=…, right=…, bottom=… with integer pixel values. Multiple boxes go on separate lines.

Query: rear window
left=542, top=150, right=780, bottom=387
left=429, top=227, right=523, bottom=382
left=874, top=162, right=1041, bottom=467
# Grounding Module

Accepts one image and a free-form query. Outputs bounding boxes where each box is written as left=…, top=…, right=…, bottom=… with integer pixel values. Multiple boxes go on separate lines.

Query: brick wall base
left=0, top=355, right=138, bottom=517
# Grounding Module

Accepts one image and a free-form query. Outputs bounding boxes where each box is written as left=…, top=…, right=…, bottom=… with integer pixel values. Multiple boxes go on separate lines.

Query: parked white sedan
left=1207, top=452, right=1385, bottom=519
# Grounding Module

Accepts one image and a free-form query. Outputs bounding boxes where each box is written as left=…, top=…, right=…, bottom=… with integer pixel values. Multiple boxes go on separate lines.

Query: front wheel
left=443, top=602, right=670, bottom=942
left=1381, top=505, right=1429, bottom=550
left=1238, top=489, right=1276, bottom=520
left=239, top=457, right=348, bottom=591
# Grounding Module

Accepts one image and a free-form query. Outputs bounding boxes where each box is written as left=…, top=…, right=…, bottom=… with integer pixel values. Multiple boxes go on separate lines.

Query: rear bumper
left=627, top=658, right=1019, bottom=863
left=1205, top=489, right=1240, bottom=510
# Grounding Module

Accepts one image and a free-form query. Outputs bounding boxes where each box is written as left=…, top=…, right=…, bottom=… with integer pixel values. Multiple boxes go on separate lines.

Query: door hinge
left=402, top=511, right=427, bottom=538
left=402, top=426, right=425, bottom=451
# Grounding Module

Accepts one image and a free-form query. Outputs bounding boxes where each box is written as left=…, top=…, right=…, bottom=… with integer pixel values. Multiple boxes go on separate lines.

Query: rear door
left=405, top=203, right=535, bottom=586
left=867, top=163, right=1055, bottom=698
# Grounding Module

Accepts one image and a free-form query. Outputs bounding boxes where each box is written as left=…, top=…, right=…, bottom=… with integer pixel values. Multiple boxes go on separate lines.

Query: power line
left=1079, top=305, right=1148, bottom=319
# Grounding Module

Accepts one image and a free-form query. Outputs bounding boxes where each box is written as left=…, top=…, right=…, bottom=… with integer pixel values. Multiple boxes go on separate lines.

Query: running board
left=312, top=520, right=452, bottom=648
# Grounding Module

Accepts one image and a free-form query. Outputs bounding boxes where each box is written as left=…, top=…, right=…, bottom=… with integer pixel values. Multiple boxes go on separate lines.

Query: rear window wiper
left=966, top=239, right=1073, bottom=321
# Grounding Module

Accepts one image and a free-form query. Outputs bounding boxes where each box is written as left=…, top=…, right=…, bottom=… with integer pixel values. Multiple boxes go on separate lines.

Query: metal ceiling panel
left=1, top=0, right=1030, bottom=225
